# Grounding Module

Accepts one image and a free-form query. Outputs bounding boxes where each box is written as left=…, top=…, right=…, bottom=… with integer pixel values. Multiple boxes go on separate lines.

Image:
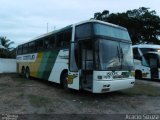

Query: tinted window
left=57, top=33, right=63, bottom=47
left=36, top=39, right=44, bottom=51
left=75, top=23, right=92, bottom=40
left=44, top=35, right=57, bottom=50
left=50, top=35, right=56, bottom=48
left=28, top=42, right=35, bottom=53
left=56, top=29, right=72, bottom=48
left=22, top=44, right=28, bottom=54
left=63, top=29, right=71, bottom=48
left=17, top=45, right=22, bottom=55
left=94, top=23, right=131, bottom=41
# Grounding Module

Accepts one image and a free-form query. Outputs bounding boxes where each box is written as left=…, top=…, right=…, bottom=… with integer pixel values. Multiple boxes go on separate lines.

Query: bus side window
left=133, top=48, right=141, bottom=60
left=36, top=39, right=44, bottom=51
left=44, top=37, right=50, bottom=49
left=49, top=35, right=56, bottom=48
left=56, top=29, right=72, bottom=49
left=63, top=29, right=71, bottom=48
left=17, top=45, right=22, bottom=55
left=57, top=33, right=63, bottom=48
left=28, top=42, right=35, bottom=53
left=22, top=44, right=28, bottom=54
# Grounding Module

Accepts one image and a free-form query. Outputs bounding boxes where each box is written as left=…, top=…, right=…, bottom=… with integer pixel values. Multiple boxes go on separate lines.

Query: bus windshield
left=95, top=39, right=134, bottom=71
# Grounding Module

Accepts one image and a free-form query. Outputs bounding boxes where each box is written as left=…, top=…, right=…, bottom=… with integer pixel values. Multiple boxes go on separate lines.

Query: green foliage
left=94, top=7, right=160, bottom=44
left=0, top=48, right=16, bottom=58
left=0, top=36, right=14, bottom=50
left=0, top=36, right=15, bottom=58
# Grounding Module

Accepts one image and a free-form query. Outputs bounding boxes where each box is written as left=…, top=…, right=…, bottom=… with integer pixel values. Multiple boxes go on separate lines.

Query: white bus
left=133, top=44, right=160, bottom=80
left=16, top=19, right=135, bottom=93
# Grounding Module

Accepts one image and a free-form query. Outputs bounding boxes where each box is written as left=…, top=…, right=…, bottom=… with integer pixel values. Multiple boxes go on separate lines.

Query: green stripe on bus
left=42, top=50, right=59, bottom=80
left=36, top=50, right=59, bottom=80
left=37, top=51, right=51, bottom=78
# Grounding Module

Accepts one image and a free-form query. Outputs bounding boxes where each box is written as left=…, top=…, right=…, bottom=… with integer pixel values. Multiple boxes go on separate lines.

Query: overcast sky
left=0, top=0, right=160, bottom=47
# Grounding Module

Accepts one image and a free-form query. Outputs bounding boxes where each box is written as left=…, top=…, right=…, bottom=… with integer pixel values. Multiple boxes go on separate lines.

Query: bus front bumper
left=92, top=78, right=135, bottom=93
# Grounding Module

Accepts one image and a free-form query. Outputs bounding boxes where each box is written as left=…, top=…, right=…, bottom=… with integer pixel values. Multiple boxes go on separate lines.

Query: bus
left=16, top=19, right=135, bottom=93
left=133, top=44, right=160, bottom=80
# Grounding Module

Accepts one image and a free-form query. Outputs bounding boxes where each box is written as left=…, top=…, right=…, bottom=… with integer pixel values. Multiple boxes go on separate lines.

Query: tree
left=0, top=36, right=14, bottom=50
left=94, top=7, right=160, bottom=44
left=0, top=36, right=15, bottom=58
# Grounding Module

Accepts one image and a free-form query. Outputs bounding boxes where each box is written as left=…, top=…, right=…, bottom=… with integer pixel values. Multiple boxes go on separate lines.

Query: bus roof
left=132, top=44, right=160, bottom=49
left=18, top=19, right=127, bottom=46
left=74, top=19, right=127, bottom=31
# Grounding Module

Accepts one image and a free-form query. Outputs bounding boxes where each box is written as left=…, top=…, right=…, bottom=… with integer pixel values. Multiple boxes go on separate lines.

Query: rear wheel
left=21, top=67, right=25, bottom=78
left=25, top=67, right=30, bottom=79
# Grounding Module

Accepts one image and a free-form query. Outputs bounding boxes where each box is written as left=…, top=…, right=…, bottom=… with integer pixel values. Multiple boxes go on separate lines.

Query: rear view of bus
left=68, top=20, right=135, bottom=93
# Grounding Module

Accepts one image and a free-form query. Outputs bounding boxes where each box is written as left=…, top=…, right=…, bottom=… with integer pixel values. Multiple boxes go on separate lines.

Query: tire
left=25, top=67, right=30, bottom=79
left=60, top=72, right=68, bottom=90
left=135, top=70, right=142, bottom=79
left=21, top=67, right=25, bottom=78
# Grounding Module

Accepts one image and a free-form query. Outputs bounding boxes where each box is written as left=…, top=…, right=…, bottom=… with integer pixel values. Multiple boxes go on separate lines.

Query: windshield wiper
left=117, top=46, right=120, bottom=62
left=120, top=47, right=124, bottom=60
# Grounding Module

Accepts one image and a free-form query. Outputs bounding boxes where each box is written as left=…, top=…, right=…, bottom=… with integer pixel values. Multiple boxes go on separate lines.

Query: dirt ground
left=0, top=73, right=160, bottom=116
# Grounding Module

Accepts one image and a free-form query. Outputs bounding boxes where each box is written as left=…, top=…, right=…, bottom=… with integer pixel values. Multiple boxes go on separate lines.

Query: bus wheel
left=21, top=67, right=25, bottom=78
left=60, top=72, right=68, bottom=90
left=25, top=67, right=30, bottom=79
left=135, top=70, right=142, bottom=79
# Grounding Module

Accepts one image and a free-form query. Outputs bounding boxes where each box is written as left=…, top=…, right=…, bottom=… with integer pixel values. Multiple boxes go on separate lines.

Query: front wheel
left=135, top=70, right=142, bottom=79
left=61, top=72, right=68, bottom=90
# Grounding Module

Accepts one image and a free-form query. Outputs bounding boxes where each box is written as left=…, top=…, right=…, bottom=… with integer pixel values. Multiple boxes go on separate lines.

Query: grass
left=12, top=77, right=33, bottom=85
left=0, top=83, right=10, bottom=87
left=27, top=94, right=52, bottom=108
left=121, top=82, right=160, bottom=96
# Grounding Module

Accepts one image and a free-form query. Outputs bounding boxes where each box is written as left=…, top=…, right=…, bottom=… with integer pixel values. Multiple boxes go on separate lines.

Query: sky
left=0, top=0, right=160, bottom=47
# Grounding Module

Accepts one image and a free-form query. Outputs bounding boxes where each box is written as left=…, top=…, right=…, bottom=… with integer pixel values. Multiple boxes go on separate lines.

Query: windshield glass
left=93, top=23, right=131, bottom=41
left=95, top=39, right=134, bottom=71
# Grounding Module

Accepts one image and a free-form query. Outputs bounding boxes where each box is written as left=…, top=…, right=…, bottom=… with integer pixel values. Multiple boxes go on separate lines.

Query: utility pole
left=47, top=22, right=48, bottom=33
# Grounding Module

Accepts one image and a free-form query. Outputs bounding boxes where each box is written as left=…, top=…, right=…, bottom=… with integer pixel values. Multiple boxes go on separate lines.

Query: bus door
left=78, top=40, right=93, bottom=90
left=68, top=42, right=80, bottom=90
left=149, top=55, right=159, bottom=79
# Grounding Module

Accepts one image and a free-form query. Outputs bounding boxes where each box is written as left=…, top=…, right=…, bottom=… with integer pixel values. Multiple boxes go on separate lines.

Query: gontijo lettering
left=23, top=55, right=35, bottom=60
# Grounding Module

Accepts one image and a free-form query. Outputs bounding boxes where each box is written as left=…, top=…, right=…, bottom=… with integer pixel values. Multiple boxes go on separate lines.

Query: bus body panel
left=67, top=71, right=80, bottom=90
left=134, top=59, right=151, bottom=79
left=48, top=50, right=69, bottom=83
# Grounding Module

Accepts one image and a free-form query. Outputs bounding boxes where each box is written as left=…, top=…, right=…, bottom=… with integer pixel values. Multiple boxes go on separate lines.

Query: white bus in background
left=133, top=44, right=160, bottom=80
left=17, top=19, right=135, bottom=93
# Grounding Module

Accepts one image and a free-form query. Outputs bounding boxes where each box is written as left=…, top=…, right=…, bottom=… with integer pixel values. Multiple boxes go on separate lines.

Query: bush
left=0, top=48, right=16, bottom=58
